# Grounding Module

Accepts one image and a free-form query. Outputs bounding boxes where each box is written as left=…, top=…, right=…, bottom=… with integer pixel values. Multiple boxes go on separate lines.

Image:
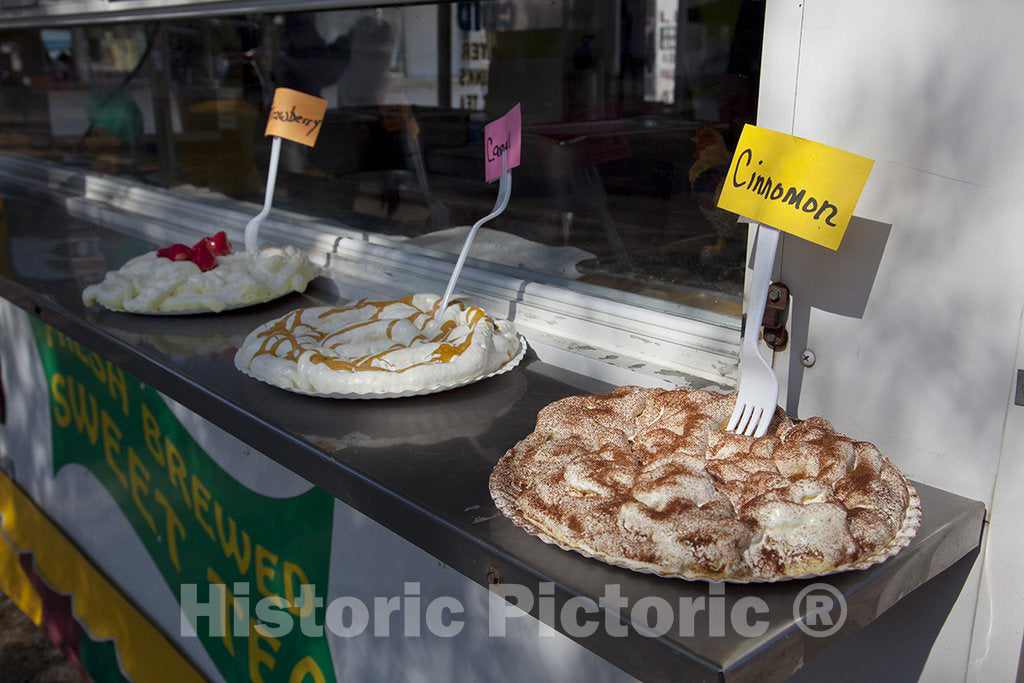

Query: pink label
left=484, top=103, right=522, bottom=182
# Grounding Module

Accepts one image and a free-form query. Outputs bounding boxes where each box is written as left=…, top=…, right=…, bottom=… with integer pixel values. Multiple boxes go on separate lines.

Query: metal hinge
left=762, top=282, right=790, bottom=351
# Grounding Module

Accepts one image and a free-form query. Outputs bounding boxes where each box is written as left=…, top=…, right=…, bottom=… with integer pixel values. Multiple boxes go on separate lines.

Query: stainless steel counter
left=0, top=193, right=985, bottom=682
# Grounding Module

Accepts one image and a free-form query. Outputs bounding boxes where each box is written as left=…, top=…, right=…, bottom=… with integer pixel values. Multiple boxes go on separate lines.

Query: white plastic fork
left=244, top=136, right=282, bottom=253
left=726, top=223, right=780, bottom=438
left=439, top=152, right=511, bottom=311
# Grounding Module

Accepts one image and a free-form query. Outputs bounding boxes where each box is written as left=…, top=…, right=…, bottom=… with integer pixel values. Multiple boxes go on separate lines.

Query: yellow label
left=716, top=124, right=874, bottom=250
left=264, top=88, right=327, bottom=146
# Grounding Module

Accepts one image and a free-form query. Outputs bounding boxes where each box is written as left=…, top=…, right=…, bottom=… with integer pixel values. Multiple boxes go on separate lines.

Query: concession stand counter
left=0, top=1, right=1017, bottom=682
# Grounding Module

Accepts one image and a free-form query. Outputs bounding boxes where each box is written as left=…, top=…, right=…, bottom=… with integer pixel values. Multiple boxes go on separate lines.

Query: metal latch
left=762, top=282, right=790, bottom=351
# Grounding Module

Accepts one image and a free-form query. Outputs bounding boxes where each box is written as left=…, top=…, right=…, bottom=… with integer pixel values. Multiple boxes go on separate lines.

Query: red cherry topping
left=157, top=232, right=231, bottom=270
left=209, top=230, right=231, bottom=256
left=193, top=230, right=232, bottom=257
left=156, top=244, right=193, bottom=261
left=190, top=242, right=217, bottom=271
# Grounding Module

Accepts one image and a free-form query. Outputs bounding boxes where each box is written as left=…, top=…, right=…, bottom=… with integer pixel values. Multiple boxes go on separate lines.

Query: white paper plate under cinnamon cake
left=490, top=386, right=920, bottom=583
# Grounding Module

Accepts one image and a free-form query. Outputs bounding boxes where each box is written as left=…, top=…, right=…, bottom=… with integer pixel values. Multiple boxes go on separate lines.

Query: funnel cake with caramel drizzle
left=235, top=293, right=522, bottom=396
left=490, top=386, right=920, bottom=581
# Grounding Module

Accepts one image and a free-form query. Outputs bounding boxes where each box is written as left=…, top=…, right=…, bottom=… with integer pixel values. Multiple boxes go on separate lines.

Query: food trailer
left=0, top=1, right=1015, bottom=681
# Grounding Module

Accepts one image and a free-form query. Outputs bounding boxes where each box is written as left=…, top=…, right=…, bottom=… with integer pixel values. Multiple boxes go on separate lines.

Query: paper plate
left=489, top=450, right=921, bottom=584
left=235, top=336, right=528, bottom=399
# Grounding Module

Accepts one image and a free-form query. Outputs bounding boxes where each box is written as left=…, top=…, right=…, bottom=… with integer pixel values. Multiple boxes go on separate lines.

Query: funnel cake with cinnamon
left=490, top=386, right=919, bottom=581
left=235, top=293, right=522, bottom=396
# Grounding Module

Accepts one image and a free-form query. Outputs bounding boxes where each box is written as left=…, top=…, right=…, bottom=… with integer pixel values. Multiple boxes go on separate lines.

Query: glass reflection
left=0, top=1, right=763, bottom=314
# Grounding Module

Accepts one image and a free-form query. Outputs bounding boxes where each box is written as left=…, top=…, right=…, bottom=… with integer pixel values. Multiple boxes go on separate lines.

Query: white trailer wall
left=759, top=1, right=1024, bottom=679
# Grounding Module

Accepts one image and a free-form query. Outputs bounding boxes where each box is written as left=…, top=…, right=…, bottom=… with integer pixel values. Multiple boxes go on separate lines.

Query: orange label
left=264, top=88, right=327, bottom=146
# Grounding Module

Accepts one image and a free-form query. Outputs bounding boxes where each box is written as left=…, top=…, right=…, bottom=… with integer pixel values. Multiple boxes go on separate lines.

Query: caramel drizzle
left=251, top=296, right=493, bottom=373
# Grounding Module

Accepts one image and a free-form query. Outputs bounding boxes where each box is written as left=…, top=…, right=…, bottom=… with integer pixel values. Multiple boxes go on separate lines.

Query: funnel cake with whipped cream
left=490, top=386, right=919, bottom=581
left=83, top=246, right=316, bottom=314
left=235, top=293, right=523, bottom=396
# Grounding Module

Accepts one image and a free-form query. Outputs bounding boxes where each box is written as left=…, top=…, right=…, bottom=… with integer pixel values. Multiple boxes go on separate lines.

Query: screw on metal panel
left=768, top=288, right=781, bottom=302
left=801, top=350, right=816, bottom=367
left=486, top=565, right=504, bottom=585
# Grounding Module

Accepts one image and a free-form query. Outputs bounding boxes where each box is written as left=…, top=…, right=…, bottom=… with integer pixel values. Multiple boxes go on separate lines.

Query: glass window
left=0, top=1, right=764, bottom=317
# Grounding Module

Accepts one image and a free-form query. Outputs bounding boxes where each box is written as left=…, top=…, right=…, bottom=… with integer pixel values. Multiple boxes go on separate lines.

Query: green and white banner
left=30, top=319, right=337, bottom=683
